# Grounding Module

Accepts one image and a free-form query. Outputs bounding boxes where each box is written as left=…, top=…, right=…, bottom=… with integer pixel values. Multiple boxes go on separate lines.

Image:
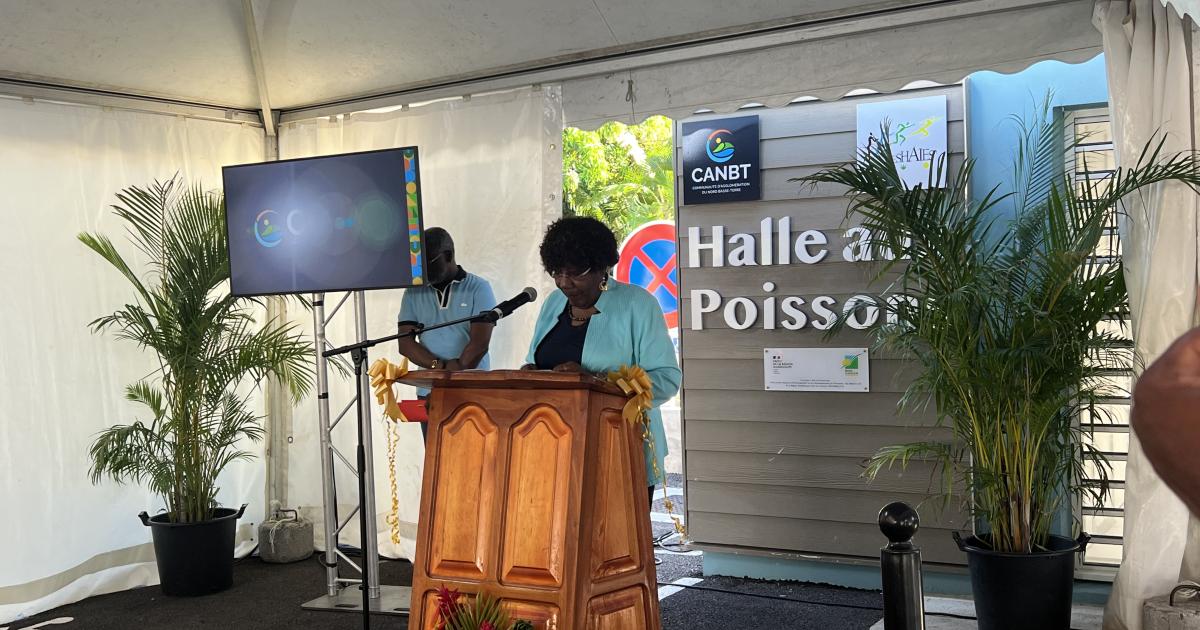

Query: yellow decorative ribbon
left=607, top=365, right=654, bottom=425
left=368, top=357, right=410, bottom=422
left=385, top=421, right=401, bottom=545
left=607, top=365, right=687, bottom=538
left=368, top=357, right=410, bottom=545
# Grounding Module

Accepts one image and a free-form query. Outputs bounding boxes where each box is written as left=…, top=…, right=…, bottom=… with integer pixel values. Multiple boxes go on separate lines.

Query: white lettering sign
left=683, top=218, right=911, bottom=332
left=685, top=218, right=907, bottom=269
left=690, top=164, right=753, bottom=183
left=688, top=289, right=891, bottom=332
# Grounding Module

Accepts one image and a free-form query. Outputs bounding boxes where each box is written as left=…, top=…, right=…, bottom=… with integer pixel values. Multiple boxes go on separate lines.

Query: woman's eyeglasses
left=547, top=267, right=592, bottom=281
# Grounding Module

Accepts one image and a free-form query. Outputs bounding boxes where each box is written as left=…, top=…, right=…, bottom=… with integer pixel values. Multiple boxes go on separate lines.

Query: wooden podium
left=400, top=370, right=661, bottom=630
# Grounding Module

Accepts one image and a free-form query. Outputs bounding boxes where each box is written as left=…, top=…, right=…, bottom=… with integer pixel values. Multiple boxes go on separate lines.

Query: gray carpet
left=5, top=555, right=889, bottom=629
left=7, top=476, right=887, bottom=629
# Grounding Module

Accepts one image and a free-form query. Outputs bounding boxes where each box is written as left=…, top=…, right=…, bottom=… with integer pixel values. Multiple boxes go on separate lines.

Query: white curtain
left=278, top=86, right=562, bottom=562
left=0, top=97, right=265, bottom=623
left=1096, top=2, right=1200, bottom=628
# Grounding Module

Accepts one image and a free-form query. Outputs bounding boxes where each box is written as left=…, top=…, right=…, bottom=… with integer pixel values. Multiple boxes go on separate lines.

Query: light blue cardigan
left=526, top=279, right=681, bottom=485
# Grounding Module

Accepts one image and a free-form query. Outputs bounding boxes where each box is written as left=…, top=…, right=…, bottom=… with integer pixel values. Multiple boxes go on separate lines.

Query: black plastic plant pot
left=139, top=504, right=247, bottom=596
left=954, top=531, right=1090, bottom=630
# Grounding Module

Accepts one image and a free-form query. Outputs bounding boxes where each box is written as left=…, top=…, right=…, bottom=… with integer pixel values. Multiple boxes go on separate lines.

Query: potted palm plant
left=81, top=178, right=313, bottom=596
left=802, top=110, right=1200, bottom=629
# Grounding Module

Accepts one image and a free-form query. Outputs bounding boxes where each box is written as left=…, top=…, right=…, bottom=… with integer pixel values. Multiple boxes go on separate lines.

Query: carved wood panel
left=591, top=409, right=642, bottom=581
left=407, top=373, right=660, bottom=630
left=586, top=586, right=649, bottom=630
left=500, top=405, right=573, bottom=587
left=427, top=404, right=498, bottom=580
left=502, top=599, right=561, bottom=630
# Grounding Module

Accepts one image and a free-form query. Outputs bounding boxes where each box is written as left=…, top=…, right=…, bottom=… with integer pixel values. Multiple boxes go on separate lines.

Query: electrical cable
left=653, top=530, right=692, bottom=554
left=655, top=581, right=887, bottom=613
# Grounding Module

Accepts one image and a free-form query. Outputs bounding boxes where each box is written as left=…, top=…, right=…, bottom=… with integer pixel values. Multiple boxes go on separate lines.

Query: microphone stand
left=321, top=309, right=500, bottom=630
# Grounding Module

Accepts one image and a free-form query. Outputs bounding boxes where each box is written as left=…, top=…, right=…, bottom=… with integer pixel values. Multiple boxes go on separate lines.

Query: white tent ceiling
left=0, top=0, right=1114, bottom=127
left=0, top=0, right=941, bottom=112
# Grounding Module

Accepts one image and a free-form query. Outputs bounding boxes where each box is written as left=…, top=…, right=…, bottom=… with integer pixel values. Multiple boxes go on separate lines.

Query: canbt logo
left=253, top=209, right=324, bottom=248
left=705, top=129, right=735, bottom=163
left=692, top=128, right=751, bottom=184
left=254, top=210, right=284, bottom=248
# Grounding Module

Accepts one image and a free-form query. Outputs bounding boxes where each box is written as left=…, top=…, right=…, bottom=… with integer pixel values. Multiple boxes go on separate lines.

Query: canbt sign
left=682, top=115, right=761, bottom=204
left=689, top=162, right=753, bottom=184
left=687, top=217, right=914, bottom=331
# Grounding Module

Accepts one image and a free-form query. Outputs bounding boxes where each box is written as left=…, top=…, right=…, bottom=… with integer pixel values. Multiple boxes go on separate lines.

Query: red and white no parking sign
left=615, top=221, right=679, bottom=329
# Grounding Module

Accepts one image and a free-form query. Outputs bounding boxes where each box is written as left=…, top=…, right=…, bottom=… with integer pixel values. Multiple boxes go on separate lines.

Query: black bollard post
left=879, top=502, right=926, bottom=630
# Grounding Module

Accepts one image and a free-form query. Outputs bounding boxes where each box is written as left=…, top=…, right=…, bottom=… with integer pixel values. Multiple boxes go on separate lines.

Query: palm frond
left=110, top=178, right=176, bottom=263
left=797, top=104, right=1191, bottom=552
left=84, top=177, right=316, bottom=522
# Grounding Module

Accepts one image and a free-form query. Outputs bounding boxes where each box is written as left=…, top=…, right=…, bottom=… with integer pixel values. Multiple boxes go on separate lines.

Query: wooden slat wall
left=677, top=86, right=966, bottom=563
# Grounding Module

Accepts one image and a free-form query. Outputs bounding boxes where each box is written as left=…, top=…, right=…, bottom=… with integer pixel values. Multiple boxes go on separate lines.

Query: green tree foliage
left=563, top=116, right=675, bottom=241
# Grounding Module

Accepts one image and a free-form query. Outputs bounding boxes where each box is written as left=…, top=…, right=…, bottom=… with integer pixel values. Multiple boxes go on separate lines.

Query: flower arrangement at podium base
left=435, top=586, right=533, bottom=630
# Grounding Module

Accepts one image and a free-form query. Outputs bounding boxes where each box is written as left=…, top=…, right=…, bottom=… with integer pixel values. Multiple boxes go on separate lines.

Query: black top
left=534, top=303, right=589, bottom=369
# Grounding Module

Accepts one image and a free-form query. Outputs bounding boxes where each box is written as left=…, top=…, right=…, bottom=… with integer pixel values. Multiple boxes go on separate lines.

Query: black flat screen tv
left=222, top=147, right=426, bottom=296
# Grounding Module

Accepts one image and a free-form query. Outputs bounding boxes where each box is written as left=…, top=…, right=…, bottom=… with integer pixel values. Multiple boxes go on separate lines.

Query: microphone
left=480, top=287, right=537, bottom=323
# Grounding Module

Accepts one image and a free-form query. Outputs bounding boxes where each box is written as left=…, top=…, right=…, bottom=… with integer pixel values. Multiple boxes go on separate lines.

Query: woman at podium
left=523, top=216, right=681, bottom=504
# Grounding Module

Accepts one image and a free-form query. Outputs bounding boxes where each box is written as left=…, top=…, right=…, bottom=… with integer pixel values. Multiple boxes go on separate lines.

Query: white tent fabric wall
left=1095, top=1, right=1200, bottom=629
left=278, top=86, right=562, bottom=562
left=0, top=97, right=266, bottom=624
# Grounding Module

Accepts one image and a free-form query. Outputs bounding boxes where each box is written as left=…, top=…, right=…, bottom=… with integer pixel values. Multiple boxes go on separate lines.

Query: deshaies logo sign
left=682, top=115, right=760, bottom=205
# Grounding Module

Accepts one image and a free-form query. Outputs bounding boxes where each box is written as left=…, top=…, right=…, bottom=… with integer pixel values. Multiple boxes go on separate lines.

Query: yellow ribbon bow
left=368, top=357, right=410, bottom=546
left=607, top=365, right=686, bottom=537
left=607, top=365, right=653, bottom=426
left=368, top=358, right=410, bottom=422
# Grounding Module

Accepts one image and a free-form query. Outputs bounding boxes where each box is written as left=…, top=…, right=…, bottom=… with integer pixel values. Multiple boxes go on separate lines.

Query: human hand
left=445, top=359, right=463, bottom=371
left=1132, top=327, right=1200, bottom=516
left=551, top=361, right=584, bottom=373
left=520, top=363, right=538, bottom=371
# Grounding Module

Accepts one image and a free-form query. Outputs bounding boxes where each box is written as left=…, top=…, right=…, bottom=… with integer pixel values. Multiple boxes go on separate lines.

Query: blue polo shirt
left=397, top=268, right=496, bottom=395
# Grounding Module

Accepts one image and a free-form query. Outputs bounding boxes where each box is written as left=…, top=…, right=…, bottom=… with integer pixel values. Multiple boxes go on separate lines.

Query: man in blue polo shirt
left=397, top=227, right=496, bottom=439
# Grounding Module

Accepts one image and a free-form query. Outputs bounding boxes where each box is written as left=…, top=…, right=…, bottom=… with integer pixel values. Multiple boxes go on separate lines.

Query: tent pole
left=241, top=0, right=276, bottom=137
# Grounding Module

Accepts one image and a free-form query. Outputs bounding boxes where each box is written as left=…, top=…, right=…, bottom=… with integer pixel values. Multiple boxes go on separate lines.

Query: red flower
left=480, top=623, right=495, bottom=630
left=435, top=585, right=462, bottom=628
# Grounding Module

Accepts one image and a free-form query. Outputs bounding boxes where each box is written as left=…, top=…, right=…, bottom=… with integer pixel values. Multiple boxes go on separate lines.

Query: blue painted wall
left=967, top=54, right=1109, bottom=224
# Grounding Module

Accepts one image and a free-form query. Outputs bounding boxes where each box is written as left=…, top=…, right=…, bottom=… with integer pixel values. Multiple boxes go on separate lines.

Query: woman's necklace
left=569, top=304, right=594, bottom=324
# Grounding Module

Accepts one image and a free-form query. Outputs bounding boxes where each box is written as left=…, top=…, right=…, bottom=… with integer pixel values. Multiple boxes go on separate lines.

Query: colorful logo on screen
left=705, top=129, right=735, bottom=163
left=403, top=149, right=424, bottom=284
left=254, top=210, right=283, bottom=248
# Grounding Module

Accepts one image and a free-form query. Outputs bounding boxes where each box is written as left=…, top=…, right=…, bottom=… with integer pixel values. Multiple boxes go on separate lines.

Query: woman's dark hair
left=539, top=216, right=620, bottom=274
